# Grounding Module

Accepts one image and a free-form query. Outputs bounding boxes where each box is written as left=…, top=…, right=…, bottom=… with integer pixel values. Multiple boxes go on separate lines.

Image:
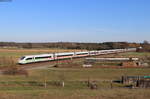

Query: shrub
left=0, top=56, right=16, bottom=67
left=3, top=67, right=28, bottom=77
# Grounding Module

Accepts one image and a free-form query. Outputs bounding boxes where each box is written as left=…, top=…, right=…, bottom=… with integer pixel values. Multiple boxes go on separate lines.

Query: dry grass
left=0, top=88, right=149, bottom=99
left=3, top=67, right=28, bottom=76
left=0, top=56, right=16, bottom=67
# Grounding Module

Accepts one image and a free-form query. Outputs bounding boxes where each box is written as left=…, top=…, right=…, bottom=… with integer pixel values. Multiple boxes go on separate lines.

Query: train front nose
left=18, top=60, right=25, bottom=64
left=18, top=56, right=26, bottom=64
left=18, top=60, right=22, bottom=64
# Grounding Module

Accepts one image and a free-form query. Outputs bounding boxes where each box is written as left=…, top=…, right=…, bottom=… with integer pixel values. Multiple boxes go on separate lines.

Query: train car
left=75, top=51, right=89, bottom=57
left=89, top=51, right=99, bottom=56
left=18, top=54, right=54, bottom=64
left=98, top=50, right=108, bottom=55
left=55, top=52, right=74, bottom=60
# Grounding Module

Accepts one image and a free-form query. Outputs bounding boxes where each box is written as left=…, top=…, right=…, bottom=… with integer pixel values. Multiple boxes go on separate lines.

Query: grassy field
left=0, top=88, right=149, bottom=99
left=1, top=68, right=150, bottom=81
left=0, top=68, right=150, bottom=99
left=0, top=49, right=150, bottom=99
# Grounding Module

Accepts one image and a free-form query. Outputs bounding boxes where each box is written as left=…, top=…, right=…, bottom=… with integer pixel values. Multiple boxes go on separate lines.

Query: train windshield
left=20, top=56, right=25, bottom=60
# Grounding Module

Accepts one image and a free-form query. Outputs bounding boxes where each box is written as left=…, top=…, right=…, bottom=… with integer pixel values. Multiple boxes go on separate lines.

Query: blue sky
left=0, top=0, right=150, bottom=43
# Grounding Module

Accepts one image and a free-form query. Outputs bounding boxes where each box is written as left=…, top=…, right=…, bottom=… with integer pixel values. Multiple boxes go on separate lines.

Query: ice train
left=18, top=48, right=136, bottom=64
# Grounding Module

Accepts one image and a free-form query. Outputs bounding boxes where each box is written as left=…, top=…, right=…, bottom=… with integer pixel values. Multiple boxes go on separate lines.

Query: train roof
left=23, top=54, right=54, bottom=58
left=55, top=52, right=74, bottom=56
left=23, top=51, right=89, bottom=58
left=23, top=52, right=75, bottom=58
left=75, top=51, right=88, bottom=53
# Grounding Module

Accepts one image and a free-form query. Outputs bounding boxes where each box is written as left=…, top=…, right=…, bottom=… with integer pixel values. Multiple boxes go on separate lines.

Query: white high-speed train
left=18, top=48, right=136, bottom=64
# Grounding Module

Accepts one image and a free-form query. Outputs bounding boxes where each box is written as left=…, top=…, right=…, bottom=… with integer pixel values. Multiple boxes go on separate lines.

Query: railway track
left=20, top=57, right=87, bottom=70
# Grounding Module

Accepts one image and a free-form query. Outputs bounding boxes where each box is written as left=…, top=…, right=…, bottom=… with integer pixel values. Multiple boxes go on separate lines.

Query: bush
left=3, top=67, right=28, bottom=77
left=0, top=56, right=16, bottom=67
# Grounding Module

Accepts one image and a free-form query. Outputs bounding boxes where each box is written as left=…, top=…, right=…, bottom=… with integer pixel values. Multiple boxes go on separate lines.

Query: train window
left=26, top=58, right=33, bottom=60
left=35, top=56, right=51, bottom=59
left=76, top=53, right=88, bottom=55
left=20, top=56, right=25, bottom=60
left=90, top=52, right=96, bottom=54
left=57, top=54, right=73, bottom=57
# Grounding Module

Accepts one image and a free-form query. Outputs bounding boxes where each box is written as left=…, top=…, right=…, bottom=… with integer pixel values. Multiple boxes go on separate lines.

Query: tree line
left=0, top=41, right=149, bottom=51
